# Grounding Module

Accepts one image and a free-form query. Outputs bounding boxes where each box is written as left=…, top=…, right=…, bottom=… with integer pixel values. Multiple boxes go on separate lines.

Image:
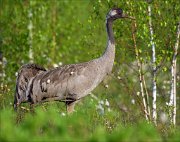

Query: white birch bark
left=148, top=4, right=157, bottom=124
left=132, top=21, right=149, bottom=120
left=0, top=53, right=4, bottom=84
left=143, top=75, right=151, bottom=120
left=170, top=22, right=180, bottom=125
left=28, top=7, right=33, bottom=63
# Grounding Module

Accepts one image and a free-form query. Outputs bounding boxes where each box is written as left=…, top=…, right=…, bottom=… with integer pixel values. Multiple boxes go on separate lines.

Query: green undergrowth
left=0, top=103, right=179, bottom=142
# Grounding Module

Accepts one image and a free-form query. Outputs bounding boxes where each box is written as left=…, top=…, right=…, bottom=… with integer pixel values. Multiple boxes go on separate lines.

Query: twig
left=131, top=20, right=149, bottom=121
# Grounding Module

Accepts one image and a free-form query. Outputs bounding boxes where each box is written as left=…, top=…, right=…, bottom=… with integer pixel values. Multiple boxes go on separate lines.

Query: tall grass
left=0, top=96, right=179, bottom=141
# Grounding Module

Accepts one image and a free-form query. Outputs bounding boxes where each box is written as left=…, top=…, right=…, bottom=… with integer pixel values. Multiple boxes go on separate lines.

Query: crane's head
left=107, top=8, right=134, bottom=21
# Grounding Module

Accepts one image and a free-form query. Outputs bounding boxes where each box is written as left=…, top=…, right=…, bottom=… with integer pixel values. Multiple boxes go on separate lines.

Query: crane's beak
left=122, top=13, right=135, bottom=20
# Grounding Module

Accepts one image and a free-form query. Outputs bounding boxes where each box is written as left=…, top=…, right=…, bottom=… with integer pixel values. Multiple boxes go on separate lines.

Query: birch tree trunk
left=148, top=4, right=157, bottom=125
left=131, top=21, right=149, bottom=121
left=28, top=4, right=33, bottom=63
left=170, top=22, right=180, bottom=125
left=51, top=1, right=57, bottom=63
left=0, top=52, right=4, bottom=84
left=143, top=75, right=151, bottom=120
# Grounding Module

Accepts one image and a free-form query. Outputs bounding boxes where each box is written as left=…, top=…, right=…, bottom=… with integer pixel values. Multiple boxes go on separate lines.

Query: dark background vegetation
left=0, top=0, right=179, bottom=141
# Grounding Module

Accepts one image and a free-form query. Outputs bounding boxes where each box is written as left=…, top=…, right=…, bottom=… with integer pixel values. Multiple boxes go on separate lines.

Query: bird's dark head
left=106, top=8, right=135, bottom=21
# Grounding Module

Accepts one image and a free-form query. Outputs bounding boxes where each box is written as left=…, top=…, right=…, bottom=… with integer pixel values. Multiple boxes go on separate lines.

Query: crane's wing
left=14, top=63, right=46, bottom=110
left=39, top=62, right=89, bottom=93
left=27, top=59, right=103, bottom=104
left=25, top=61, right=92, bottom=103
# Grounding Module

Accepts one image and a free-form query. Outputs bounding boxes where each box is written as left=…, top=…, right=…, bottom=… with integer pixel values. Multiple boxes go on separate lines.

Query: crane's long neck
left=101, top=19, right=115, bottom=74
left=106, top=19, right=115, bottom=44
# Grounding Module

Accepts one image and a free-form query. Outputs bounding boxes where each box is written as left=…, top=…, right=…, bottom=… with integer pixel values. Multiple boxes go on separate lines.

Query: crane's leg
left=30, top=103, right=35, bottom=114
left=66, top=102, right=75, bottom=114
left=66, top=100, right=80, bottom=114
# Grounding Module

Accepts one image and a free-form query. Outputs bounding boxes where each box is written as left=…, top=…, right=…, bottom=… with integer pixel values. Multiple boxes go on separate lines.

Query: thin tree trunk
left=148, top=4, right=157, bottom=125
left=28, top=2, right=33, bottom=63
left=142, top=75, right=151, bottom=120
left=51, top=1, right=57, bottom=62
left=170, top=22, right=180, bottom=125
left=131, top=21, right=149, bottom=121
left=0, top=52, right=4, bottom=84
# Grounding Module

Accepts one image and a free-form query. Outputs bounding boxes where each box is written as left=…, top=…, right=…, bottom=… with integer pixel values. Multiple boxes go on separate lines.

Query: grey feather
left=14, top=63, right=46, bottom=109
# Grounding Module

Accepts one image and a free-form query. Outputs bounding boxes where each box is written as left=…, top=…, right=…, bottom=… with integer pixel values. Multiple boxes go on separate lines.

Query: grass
left=0, top=94, right=179, bottom=142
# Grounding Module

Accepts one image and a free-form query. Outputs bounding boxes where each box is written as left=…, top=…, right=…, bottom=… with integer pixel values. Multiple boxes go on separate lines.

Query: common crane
left=14, top=8, right=134, bottom=113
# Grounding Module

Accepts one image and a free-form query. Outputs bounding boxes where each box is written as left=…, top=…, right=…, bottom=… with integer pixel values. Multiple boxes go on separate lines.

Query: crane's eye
left=117, top=8, right=123, bottom=15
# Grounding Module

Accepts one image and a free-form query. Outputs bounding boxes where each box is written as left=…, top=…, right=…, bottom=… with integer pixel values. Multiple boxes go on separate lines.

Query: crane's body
left=14, top=8, right=134, bottom=113
left=28, top=45, right=114, bottom=103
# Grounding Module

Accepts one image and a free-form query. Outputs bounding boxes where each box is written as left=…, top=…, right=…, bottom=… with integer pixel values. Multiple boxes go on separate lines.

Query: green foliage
left=2, top=105, right=179, bottom=142
left=0, top=0, right=180, bottom=141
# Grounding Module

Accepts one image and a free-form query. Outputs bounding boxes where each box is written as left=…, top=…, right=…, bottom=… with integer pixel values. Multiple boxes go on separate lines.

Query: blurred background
left=0, top=0, right=179, bottom=141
